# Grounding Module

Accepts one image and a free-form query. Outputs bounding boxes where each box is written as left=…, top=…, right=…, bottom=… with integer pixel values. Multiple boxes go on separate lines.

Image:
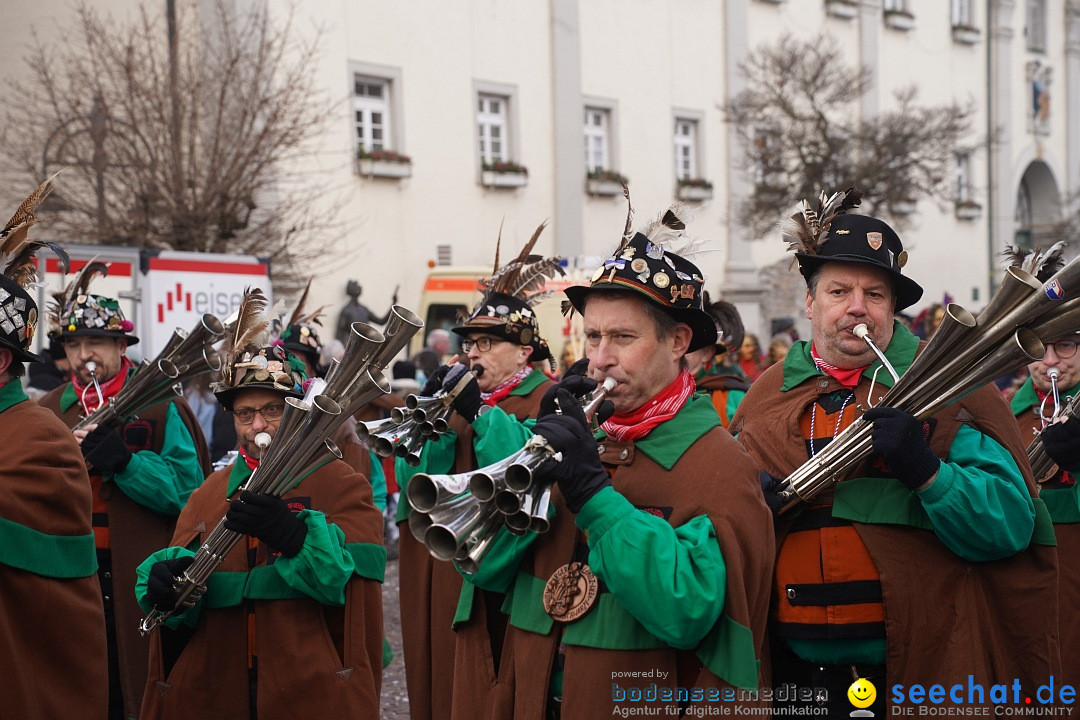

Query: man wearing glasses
left=395, top=232, right=559, bottom=720
left=1011, top=329, right=1080, bottom=683
left=38, top=272, right=209, bottom=720
left=135, top=302, right=385, bottom=718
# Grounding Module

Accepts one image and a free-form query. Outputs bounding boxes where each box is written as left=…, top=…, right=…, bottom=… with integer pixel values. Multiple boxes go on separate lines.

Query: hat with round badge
left=49, top=260, right=138, bottom=346
left=0, top=175, right=70, bottom=364
left=563, top=205, right=718, bottom=352
left=784, top=187, right=924, bottom=312
left=275, top=279, right=325, bottom=370
left=452, top=221, right=564, bottom=368
left=214, top=287, right=309, bottom=411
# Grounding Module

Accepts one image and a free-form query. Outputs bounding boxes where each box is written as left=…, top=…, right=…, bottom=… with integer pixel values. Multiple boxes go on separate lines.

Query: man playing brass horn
left=134, top=290, right=385, bottom=718
left=1008, top=248, right=1080, bottom=685
left=394, top=223, right=558, bottom=720
left=730, top=189, right=1059, bottom=715
left=38, top=266, right=210, bottom=720
left=458, top=208, right=774, bottom=719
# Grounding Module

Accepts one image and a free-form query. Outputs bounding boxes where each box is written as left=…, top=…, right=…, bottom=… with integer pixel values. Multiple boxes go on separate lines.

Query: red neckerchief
left=482, top=366, right=531, bottom=407
left=238, top=445, right=260, bottom=470
left=73, top=356, right=134, bottom=415
left=810, top=343, right=867, bottom=390
left=601, top=369, right=696, bottom=443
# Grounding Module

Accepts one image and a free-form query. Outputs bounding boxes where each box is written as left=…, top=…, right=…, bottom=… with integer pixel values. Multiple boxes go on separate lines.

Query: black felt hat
left=785, top=188, right=923, bottom=312
left=564, top=229, right=717, bottom=353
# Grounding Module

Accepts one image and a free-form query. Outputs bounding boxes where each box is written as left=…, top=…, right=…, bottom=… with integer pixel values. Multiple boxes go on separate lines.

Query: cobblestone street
left=381, top=547, right=410, bottom=720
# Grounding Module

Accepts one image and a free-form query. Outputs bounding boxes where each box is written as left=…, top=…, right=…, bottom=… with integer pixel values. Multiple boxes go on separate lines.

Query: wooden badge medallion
left=542, top=562, right=598, bottom=623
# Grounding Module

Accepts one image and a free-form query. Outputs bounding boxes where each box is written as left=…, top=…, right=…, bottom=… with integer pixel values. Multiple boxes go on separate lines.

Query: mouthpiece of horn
left=85, top=361, right=97, bottom=374
left=601, top=377, right=617, bottom=392
left=852, top=324, right=869, bottom=340
left=255, top=432, right=272, bottom=449
left=1049, top=368, right=1061, bottom=379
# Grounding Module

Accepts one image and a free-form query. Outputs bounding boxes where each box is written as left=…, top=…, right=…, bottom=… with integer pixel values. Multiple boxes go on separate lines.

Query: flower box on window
left=951, top=24, right=981, bottom=45
left=586, top=169, right=628, bottom=197
left=884, top=9, right=916, bottom=31
left=481, top=161, right=529, bottom=188
left=357, top=148, right=412, bottom=179
left=677, top=179, right=714, bottom=201
left=825, top=0, right=858, bottom=20
left=955, top=200, right=983, bottom=221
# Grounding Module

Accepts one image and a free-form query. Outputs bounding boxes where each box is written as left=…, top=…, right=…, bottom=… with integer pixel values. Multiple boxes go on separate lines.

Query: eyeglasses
left=231, top=403, right=286, bottom=424
left=1045, top=340, right=1078, bottom=360
left=461, top=337, right=506, bottom=353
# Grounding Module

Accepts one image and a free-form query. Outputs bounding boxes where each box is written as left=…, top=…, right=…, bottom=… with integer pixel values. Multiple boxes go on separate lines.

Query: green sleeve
left=368, top=450, right=387, bottom=512
left=472, top=406, right=535, bottom=466
left=459, top=524, right=542, bottom=593
left=726, top=389, right=746, bottom=425
left=395, top=429, right=459, bottom=522
left=111, top=402, right=204, bottom=515
left=917, top=424, right=1035, bottom=561
left=271, top=509, right=355, bottom=605
left=576, top=486, right=726, bottom=649
left=134, top=545, right=201, bottom=629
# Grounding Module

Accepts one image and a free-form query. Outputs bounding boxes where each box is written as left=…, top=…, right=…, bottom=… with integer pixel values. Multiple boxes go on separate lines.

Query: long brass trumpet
left=1028, top=383, right=1080, bottom=484
left=361, top=368, right=476, bottom=466
left=773, top=258, right=1080, bottom=513
left=74, top=313, right=225, bottom=432
left=407, top=377, right=615, bottom=573
left=139, top=305, right=423, bottom=635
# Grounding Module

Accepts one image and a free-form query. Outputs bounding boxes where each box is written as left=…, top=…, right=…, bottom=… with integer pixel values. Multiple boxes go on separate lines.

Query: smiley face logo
left=848, top=678, right=876, bottom=709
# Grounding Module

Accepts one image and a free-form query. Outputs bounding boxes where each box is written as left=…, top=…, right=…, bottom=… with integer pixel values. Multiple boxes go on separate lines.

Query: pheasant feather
left=782, top=186, right=863, bottom=266
left=1, top=172, right=69, bottom=289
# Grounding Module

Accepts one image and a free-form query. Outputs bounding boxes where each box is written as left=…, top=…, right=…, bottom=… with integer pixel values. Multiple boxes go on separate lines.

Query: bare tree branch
left=1, top=0, right=351, bottom=286
left=722, top=33, right=979, bottom=237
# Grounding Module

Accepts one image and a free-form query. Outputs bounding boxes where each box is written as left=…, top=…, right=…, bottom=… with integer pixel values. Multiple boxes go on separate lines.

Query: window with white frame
left=354, top=76, right=391, bottom=154
left=477, top=94, right=509, bottom=165
left=1026, top=0, right=1047, bottom=52
left=882, top=0, right=908, bottom=12
left=955, top=153, right=973, bottom=202
left=584, top=107, right=611, bottom=173
left=950, top=0, right=974, bottom=26
left=674, top=118, right=699, bottom=180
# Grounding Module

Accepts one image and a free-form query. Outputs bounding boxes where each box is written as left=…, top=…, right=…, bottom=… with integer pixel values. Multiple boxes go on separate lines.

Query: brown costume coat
left=732, top=361, right=1061, bottom=702
left=1015, top=403, right=1080, bottom=684
left=38, top=385, right=210, bottom=718
left=489, top=410, right=774, bottom=720
left=398, top=377, right=552, bottom=720
left=140, top=458, right=384, bottom=720
left=0, top=394, right=108, bottom=719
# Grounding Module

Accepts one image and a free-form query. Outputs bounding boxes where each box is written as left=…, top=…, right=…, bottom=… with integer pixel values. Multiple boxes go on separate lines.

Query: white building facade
left=3, top=0, right=1079, bottom=340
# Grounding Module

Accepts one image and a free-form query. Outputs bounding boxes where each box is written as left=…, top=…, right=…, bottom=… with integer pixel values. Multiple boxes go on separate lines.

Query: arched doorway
left=1013, top=160, right=1061, bottom=250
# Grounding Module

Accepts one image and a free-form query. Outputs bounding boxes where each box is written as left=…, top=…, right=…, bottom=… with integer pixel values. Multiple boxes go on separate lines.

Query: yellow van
left=409, top=265, right=583, bottom=370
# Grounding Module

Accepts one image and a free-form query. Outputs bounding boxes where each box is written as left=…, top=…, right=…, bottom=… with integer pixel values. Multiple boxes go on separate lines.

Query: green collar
left=1010, top=376, right=1080, bottom=416
left=0, top=378, right=29, bottom=413
left=628, top=394, right=720, bottom=470
left=781, top=320, right=919, bottom=392
left=60, top=381, right=78, bottom=412
left=227, top=460, right=253, bottom=496
left=511, top=368, right=549, bottom=397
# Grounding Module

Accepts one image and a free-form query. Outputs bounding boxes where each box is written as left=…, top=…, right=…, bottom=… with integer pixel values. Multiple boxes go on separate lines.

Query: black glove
left=443, top=363, right=483, bottom=422
left=759, top=471, right=785, bottom=517
left=863, top=407, right=940, bottom=491
left=81, top=424, right=133, bottom=474
left=1041, top=417, right=1080, bottom=470
left=421, top=364, right=451, bottom=397
left=224, top=491, right=308, bottom=558
left=540, top=359, right=615, bottom=425
left=532, top=388, right=611, bottom=513
left=146, top=555, right=194, bottom=612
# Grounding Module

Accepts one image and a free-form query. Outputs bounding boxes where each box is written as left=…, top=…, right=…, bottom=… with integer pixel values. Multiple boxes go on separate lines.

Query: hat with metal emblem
left=1, top=175, right=71, bottom=363
left=785, top=187, right=923, bottom=312
left=452, top=221, right=564, bottom=367
left=563, top=205, right=718, bottom=352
